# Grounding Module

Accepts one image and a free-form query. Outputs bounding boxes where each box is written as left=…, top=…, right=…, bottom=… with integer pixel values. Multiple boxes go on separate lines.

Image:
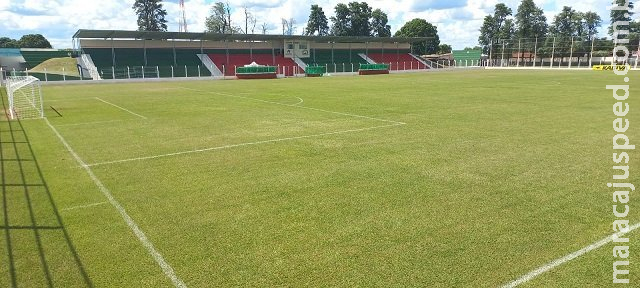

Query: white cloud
left=0, top=0, right=625, bottom=49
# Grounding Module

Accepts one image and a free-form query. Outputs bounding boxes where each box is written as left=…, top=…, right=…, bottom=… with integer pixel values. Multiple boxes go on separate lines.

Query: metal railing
left=485, top=37, right=640, bottom=69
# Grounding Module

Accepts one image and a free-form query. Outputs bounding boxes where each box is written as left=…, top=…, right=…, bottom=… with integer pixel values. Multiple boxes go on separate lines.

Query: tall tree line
left=0, top=34, right=52, bottom=48
left=304, top=2, right=391, bottom=37
left=476, top=0, right=640, bottom=63
left=130, top=0, right=441, bottom=54
left=478, top=0, right=640, bottom=52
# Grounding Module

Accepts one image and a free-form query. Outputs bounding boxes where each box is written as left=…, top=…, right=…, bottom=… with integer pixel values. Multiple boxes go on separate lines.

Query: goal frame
left=4, top=76, right=44, bottom=120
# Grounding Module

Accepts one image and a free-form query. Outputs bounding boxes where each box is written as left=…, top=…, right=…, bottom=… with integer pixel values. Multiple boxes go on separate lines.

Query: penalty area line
left=87, top=122, right=405, bottom=167
left=55, top=120, right=125, bottom=127
left=179, top=87, right=405, bottom=125
left=95, top=97, right=147, bottom=119
left=44, top=118, right=187, bottom=288
left=501, top=222, right=640, bottom=288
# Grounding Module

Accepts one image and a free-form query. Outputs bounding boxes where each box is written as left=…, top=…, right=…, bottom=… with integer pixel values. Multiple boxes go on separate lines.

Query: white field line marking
left=87, top=123, right=404, bottom=167
left=55, top=120, right=124, bottom=127
left=44, top=118, right=187, bottom=288
left=46, top=98, right=96, bottom=103
left=61, top=201, right=108, bottom=211
left=180, top=87, right=406, bottom=125
left=501, top=222, right=640, bottom=288
left=293, top=97, right=304, bottom=106
left=94, top=97, right=147, bottom=119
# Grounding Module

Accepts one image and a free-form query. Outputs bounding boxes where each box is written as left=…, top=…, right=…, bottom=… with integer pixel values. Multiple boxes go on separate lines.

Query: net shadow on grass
left=0, top=89, right=93, bottom=287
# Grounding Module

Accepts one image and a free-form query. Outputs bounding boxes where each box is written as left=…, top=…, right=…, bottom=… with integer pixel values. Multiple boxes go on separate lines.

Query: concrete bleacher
left=207, top=51, right=301, bottom=76
left=84, top=48, right=211, bottom=78
left=80, top=43, right=429, bottom=79
left=366, top=53, right=428, bottom=70
left=301, top=50, right=368, bottom=73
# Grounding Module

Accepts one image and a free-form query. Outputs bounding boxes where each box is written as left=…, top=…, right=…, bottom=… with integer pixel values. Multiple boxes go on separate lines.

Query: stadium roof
left=73, top=29, right=433, bottom=43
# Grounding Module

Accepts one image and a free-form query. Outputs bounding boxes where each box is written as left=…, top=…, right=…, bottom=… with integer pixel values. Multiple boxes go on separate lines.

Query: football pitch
left=1, top=69, right=639, bottom=287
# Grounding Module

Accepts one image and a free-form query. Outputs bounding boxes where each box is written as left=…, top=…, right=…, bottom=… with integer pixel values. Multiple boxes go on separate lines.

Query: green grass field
left=29, top=57, right=80, bottom=77
left=1, top=70, right=639, bottom=287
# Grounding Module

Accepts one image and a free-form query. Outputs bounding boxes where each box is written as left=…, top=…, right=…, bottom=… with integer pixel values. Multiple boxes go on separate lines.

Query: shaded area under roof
left=73, top=29, right=433, bottom=43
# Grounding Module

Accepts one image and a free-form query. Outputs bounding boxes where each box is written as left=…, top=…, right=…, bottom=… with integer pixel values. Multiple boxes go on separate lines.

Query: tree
left=515, top=0, right=548, bottom=40
left=478, top=3, right=515, bottom=54
left=581, top=12, right=602, bottom=41
left=0, top=37, right=20, bottom=48
left=242, top=6, right=257, bottom=34
left=395, top=18, right=440, bottom=54
left=632, top=20, right=640, bottom=34
left=305, top=5, right=329, bottom=36
left=550, top=6, right=579, bottom=37
left=546, top=6, right=582, bottom=61
left=132, top=0, right=168, bottom=31
left=281, top=18, right=296, bottom=35
left=282, top=18, right=287, bottom=35
left=260, top=23, right=270, bottom=34
left=288, top=18, right=296, bottom=35
left=348, top=2, right=372, bottom=36
left=631, top=21, right=640, bottom=45
left=609, top=0, right=634, bottom=35
left=18, top=34, right=52, bottom=48
left=206, top=2, right=232, bottom=33
left=438, top=44, right=452, bottom=54
left=371, top=9, right=391, bottom=37
left=330, top=3, right=350, bottom=36
left=330, top=2, right=390, bottom=36
left=249, top=17, right=257, bottom=34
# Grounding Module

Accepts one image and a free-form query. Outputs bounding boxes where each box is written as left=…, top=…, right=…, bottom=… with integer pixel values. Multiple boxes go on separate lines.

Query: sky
left=0, top=0, right=636, bottom=49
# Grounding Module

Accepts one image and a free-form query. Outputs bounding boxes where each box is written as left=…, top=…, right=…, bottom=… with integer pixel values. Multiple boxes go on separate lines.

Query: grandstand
left=72, top=30, right=434, bottom=80
left=367, top=51, right=428, bottom=70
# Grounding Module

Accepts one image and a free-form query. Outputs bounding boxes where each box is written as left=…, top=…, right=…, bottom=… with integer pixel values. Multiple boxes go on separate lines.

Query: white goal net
left=4, top=76, right=44, bottom=120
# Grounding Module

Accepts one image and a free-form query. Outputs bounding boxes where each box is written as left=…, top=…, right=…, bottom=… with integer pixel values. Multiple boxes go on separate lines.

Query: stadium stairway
left=358, top=53, right=376, bottom=64
left=197, top=54, right=223, bottom=76
left=78, top=54, right=101, bottom=80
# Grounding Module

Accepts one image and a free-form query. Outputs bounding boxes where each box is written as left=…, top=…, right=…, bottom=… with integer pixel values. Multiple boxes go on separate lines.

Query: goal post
left=4, top=76, right=44, bottom=120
